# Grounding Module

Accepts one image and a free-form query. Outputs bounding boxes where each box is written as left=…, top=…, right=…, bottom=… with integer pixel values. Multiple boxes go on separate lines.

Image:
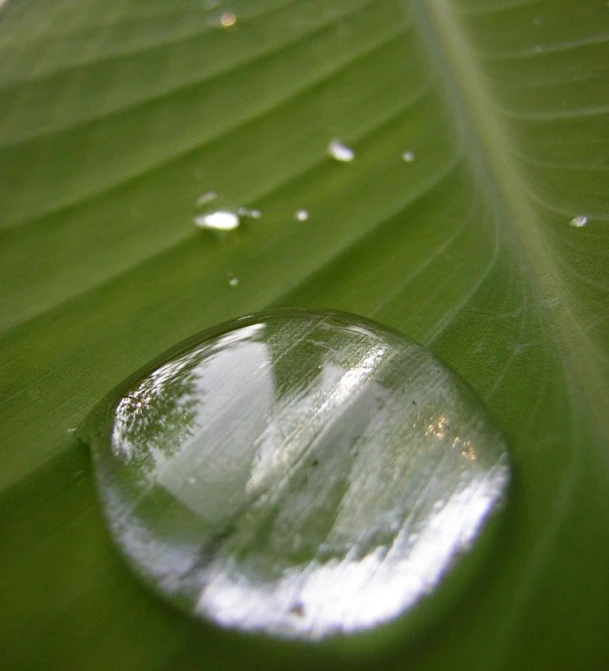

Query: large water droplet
left=81, top=310, right=509, bottom=640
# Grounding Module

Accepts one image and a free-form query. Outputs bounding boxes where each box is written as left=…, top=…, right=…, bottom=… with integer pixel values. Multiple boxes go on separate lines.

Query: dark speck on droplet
left=311, top=459, right=319, bottom=467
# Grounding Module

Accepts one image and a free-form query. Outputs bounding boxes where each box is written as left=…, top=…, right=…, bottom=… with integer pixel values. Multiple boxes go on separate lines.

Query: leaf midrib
left=412, top=0, right=609, bottom=452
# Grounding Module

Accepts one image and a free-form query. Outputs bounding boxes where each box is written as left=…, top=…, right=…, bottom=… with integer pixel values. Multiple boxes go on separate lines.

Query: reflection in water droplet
left=228, top=274, right=239, bottom=288
left=294, top=209, right=309, bottom=221
left=194, top=210, right=239, bottom=231
left=81, top=310, right=510, bottom=640
left=402, top=151, right=415, bottom=162
left=328, top=138, right=355, bottom=162
left=569, top=215, right=588, bottom=228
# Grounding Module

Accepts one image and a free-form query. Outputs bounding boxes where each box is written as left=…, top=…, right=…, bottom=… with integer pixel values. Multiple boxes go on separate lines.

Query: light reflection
left=194, top=210, right=240, bottom=231
left=327, top=138, right=355, bottom=162
left=207, top=11, right=237, bottom=28
left=569, top=214, right=588, bottom=228
left=426, top=416, right=449, bottom=440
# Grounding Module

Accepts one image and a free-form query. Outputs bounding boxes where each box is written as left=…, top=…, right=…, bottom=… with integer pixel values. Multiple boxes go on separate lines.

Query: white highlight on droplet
left=228, top=274, right=239, bottom=287
left=294, top=209, right=309, bottom=221
left=328, top=138, right=355, bottom=162
left=402, top=151, right=415, bottom=162
left=569, top=215, right=588, bottom=228
left=194, top=211, right=240, bottom=231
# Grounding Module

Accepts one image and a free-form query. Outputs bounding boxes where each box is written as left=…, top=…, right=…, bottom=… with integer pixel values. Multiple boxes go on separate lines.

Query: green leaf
left=1, top=0, right=608, bottom=669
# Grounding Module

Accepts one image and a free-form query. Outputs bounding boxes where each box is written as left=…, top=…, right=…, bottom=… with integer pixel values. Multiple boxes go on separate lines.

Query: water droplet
left=237, top=207, right=261, bottom=220
left=194, top=210, right=239, bottom=231
left=81, top=310, right=510, bottom=640
left=569, top=215, right=588, bottom=228
left=327, top=138, right=355, bottom=162
left=207, top=11, right=237, bottom=28
left=294, top=209, right=309, bottom=222
left=228, top=274, right=239, bottom=288
left=402, top=151, right=415, bottom=162
left=194, top=193, right=241, bottom=232
left=196, top=191, right=218, bottom=206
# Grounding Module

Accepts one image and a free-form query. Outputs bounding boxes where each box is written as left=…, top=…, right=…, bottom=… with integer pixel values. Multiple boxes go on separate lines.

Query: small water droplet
left=327, top=138, right=355, bottom=162
left=294, top=209, right=309, bottom=222
left=569, top=215, right=588, bottom=228
left=194, top=210, right=239, bottom=231
left=237, top=207, right=261, bottom=220
left=81, top=310, right=510, bottom=640
left=402, top=151, right=415, bottom=163
left=228, top=274, right=239, bottom=288
left=207, top=11, right=237, bottom=28
left=196, top=191, right=218, bottom=206
left=533, top=16, right=542, bottom=26
left=194, top=193, right=241, bottom=232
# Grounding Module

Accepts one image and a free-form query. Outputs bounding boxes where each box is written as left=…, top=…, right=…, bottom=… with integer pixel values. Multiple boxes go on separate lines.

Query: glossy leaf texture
left=0, top=0, right=608, bottom=669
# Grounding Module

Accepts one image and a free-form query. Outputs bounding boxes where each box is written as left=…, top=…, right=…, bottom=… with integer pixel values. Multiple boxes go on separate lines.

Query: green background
left=1, top=0, right=608, bottom=669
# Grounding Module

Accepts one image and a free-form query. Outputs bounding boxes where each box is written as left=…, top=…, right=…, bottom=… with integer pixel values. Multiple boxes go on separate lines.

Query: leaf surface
left=1, top=0, right=608, bottom=669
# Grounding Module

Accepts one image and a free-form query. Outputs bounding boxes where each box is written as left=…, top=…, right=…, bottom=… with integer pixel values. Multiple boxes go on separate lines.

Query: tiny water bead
left=193, top=192, right=262, bottom=231
left=237, top=207, right=261, bottom=220
left=569, top=214, right=588, bottom=228
left=194, top=210, right=239, bottom=231
left=327, top=138, right=355, bottom=162
left=402, top=151, right=416, bottom=163
left=194, top=192, right=241, bottom=232
left=207, top=11, right=237, bottom=29
left=294, top=209, right=309, bottom=222
left=81, top=310, right=510, bottom=640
